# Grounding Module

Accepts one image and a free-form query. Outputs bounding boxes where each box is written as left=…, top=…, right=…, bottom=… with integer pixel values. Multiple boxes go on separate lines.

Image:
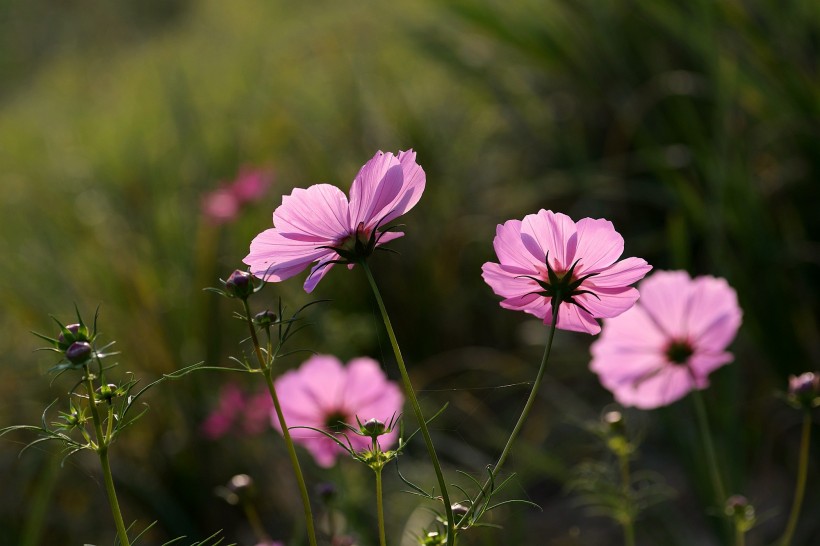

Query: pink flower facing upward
left=590, top=270, right=742, bottom=409
left=273, top=355, right=404, bottom=468
left=481, top=210, right=652, bottom=334
left=202, top=168, right=273, bottom=224
left=200, top=383, right=273, bottom=440
left=243, top=150, right=425, bottom=292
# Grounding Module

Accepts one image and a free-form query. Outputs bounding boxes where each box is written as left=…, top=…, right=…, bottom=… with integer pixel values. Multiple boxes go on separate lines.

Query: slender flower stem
left=690, top=385, right=727, bottom=506
left=83, top=368, right=130, bottom=546
left=375, top=467, right=387, bottom=546
left=779, top=411, right=812, bottom=546
left=242, top=500, right=271, bottom=544
left=242, top=300, right=318, bottom=546
left=361, top=263, right=455, bottom=544
left=735, top=524, right=745, bottom=546
left=617, top=450, right=636, bottom=546
left=458, top=302, right=559, bottom=528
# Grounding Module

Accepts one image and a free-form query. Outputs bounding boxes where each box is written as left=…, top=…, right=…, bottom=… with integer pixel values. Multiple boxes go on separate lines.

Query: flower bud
left=253, top=309, right=278, bottom=327
left=451, top=503, right=469, bottom=518
left=218, top=474, right=255, bottom=505
left=724, top=494, right=755, bottom=531
left=315, top=482, right=337, bottom=504
left=58, top=324, right=81, bottom=344
left=225, top=270, right=255, bottom=300
left=65, top=341, right=92, bottom=365
left=361, top=418, right=387, bottom=438
left=603, top=410, right=625, bottom=434
left=787, top=372, right=820, bottom=409
left=98, top=383, right=120, bottom=403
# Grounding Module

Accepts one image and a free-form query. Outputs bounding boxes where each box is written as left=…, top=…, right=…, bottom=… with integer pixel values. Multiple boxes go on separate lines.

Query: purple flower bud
left=361, top=418, right=387, bottom=438
left=253, top=309, right=277, bottom=327
left=58, top=324, right=81, bottom=344
left=315, top=482, right=337, bottom=503
left=787, top=372, right=820, bottom=409
left=225, top=270, right=255, bottom=300
left=451, top=503, right=469, bottom=517
left=65, top=341, right=92, bottom=365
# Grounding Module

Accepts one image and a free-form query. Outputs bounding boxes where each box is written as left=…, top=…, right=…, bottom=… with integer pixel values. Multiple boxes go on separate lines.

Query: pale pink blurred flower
left=481, top=209, right=652, bottom=334
left=590, top=270, right=742, bottom=409
left=202, top=168, right=272, bottom=224
left=273, top=355, right=404, bottom=467
left=201, top=383, right=273, bottom=440
left=243, top=150, right=425, bottom=292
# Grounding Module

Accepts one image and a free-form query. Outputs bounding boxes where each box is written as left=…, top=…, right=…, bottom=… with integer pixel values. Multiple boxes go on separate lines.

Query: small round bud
left=218, top=474, right=255, bottom=505
left=98, top=383, right=119, bottom=402
left=787, top=372, right=820, bottom=409
left=450, top=503, right=469, bottom=518
left=65, top=341, right=92, bottom=365
left=58, top=324, right=81, bottom=344
left=603, top=410, right=625, bottom=433
left=724, top=494, right=755, bottom=530
left=225, top=270, right=255, bottom=300
left=361, top=418, right=387, bottom=438
left=228, top=473, right=254, bottom=493
left=315, top=482, right=337, bottom=503
left=253, top=309, right=278, bottom=327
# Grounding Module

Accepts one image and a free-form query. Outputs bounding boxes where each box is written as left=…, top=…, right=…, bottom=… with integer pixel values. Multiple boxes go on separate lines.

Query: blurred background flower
left=0, top=0, right=818, bottom=544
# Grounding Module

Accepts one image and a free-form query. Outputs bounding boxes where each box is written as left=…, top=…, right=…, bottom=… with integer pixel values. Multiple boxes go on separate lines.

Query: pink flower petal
left=492, top=219, right=544, bottom=271
left=575, top=286, right=641, bottom=320
left=244, top=229, right=333, bottom=282
left=685, top=276, right=742, bottom=352
left=348, top=152, right=403, bottom=227
left=274, top=184, right=350, bottom=240
left=572, top=218, right=624, bottom=274
left=587, top=257, right=652, bottom=289
left=520, top=210, right=577, bottom=270
left=481, top=262, right=539, bottom=299
left=633, top=270, right=694, bottom=338
left=609, top=365, right=698, bottom=409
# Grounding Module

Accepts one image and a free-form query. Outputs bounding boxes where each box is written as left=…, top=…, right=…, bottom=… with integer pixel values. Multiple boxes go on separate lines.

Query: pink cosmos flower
left=200, top=383, right=273, bottom=440
left=481, top=209, right=652, bottom=334
left=202, top=168, right=272, bottom=224
left=273, top=354, right=404, bottom=468
left=243, top=150, right=425, bottom=292
left=590, top=270, right=742, bottom=409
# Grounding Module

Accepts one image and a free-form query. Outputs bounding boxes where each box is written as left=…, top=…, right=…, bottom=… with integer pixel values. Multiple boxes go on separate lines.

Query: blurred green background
left=1, top=0, right=818, bottom=544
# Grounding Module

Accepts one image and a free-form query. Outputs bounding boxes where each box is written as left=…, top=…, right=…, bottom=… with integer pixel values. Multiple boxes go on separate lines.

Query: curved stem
left=361, top=263, right=454, bottom=545
left=242, top=300, right=318, bottom=546
left=779, top=411, right=812, bottom=546
left=84, top=368, right=130, bottom=546
left=457, top=303, right=559, bottom=528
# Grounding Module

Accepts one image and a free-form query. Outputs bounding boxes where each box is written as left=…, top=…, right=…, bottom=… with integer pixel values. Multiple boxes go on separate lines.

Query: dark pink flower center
left=324, top=410, right=349, bottom=434
left=665, top=340, right=694, bottom=365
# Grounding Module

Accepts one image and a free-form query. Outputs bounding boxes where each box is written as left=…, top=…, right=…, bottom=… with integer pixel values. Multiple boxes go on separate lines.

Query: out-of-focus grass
left=0, top=0, right=818, bottom=544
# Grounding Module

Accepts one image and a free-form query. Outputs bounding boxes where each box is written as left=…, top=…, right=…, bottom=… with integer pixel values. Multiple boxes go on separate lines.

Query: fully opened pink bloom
left=481, top=210, right=652, bottom=334
left=590, top=270, right=742, bottom=409
left=273, top=355, right=404, bottom=468
left=243, top=150, right=425, bottom=292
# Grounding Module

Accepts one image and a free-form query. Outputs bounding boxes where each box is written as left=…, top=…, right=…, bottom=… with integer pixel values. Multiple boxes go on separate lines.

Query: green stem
left=457, top=302, right=559, bottom=528
left=84, top=368, right=130, bottom=546
left=242, top=300, right=318, bottom=546
left=375, top=467, right=387, bottom=546
left=618, top=450, right=636, bottom=546
left=691, top=385, right=727, bottom=506
left=242, top=500, right=271, bottom=544
left=778, top=411, right=812, bottom=546
left=735, top=524, right=745, bottom=546
left=361, top=263, right=454, bottom=545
